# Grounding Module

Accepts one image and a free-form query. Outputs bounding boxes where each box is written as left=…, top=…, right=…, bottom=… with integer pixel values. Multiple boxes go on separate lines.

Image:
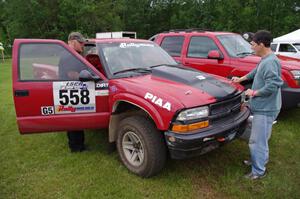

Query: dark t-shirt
left=58, top=51, right=86, bottom=80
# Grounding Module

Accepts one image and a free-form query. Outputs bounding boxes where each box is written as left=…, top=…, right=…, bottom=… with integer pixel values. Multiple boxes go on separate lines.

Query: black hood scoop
left=151, top=65, right=238, bottom=101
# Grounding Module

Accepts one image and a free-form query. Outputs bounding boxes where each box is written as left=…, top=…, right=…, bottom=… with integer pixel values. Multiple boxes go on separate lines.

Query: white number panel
left=53, top=81, right=96, bottom=114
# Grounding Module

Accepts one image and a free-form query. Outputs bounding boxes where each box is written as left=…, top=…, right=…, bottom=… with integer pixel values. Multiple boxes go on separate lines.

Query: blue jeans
left=249, top=114, right=277, bottom=175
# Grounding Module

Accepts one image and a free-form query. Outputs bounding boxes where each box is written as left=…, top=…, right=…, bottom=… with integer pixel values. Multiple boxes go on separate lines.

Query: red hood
left=113, top=66, right=241, bottom=110
left=238, top=55, right=300, bottom=70
left=116, top=75, right=215, bottom=109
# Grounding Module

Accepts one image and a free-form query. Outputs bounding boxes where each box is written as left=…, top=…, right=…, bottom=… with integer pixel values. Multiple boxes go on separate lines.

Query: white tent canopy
left=273, top=29, right=300, bottom=43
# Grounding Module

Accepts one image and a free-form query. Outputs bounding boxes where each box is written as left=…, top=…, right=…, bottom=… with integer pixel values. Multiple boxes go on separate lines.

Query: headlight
left=172, top=106, right=209, bottom=133
left=291, top=70, right=300, bottom=86
left=176, top=106, right=209, bottom=121
left=291, top=70, right=300, bottom=80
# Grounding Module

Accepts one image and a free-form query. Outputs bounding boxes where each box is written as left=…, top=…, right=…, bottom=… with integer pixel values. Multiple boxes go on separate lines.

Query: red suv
left=12, top=38, right=250, bottom=177
left=153, top=29, right=300, bottom=109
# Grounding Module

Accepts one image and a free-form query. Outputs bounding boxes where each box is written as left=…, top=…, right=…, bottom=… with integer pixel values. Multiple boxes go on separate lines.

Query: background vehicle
left=271, top=42, right=300, bottom=59
left=153, top=29, right=300, bottom=109
left=271, top=29, right=300, bottom=59
left=12, top=37, right=250, bottom=177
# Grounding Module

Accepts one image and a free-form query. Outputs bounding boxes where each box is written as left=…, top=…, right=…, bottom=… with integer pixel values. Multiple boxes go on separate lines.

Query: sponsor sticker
left=41, top=106, right=54, bottom=115
left=95, top=82, right=109, bottom=96
left=53, top=81, right=96, bottom=114
left=96, top=82, right=109, bottom=89
left=196, top=75, right=206, bottom=80
left=95, top=90, right=109, bottom=96
left=110, top=85, right=118, bottom=93
left=144, top=92, right=171, bottom=111
left=119, top=43, right=154, bottom=48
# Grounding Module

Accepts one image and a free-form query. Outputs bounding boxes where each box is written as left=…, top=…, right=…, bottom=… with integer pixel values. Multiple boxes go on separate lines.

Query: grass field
left=1, top=59, right=299, bottom=199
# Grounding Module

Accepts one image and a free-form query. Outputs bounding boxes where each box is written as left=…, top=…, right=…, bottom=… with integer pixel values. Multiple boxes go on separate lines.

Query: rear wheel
left=116, top=115, right=167, bottom=177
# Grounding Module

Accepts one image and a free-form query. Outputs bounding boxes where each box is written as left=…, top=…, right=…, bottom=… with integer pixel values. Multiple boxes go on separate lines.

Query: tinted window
left=270, top=44, right=278, bottom=52
left=187, top=36, right=219, bottom=58
left=160, top=36, right=184, bottom=57
left=19, top=43, right=90, bottom=81
left=279, top=44, right=297, bottom=53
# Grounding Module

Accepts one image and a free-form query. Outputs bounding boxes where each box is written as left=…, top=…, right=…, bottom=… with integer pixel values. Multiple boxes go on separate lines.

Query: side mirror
left=79, top=70, right=101, bottom=82
left=208, top=50, right=223, bottom=60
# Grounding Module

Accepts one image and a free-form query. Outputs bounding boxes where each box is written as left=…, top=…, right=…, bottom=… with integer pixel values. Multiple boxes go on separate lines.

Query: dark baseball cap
left=68, top=32, right=86, bottom=43
left=242, top=32, right=254, bottom=42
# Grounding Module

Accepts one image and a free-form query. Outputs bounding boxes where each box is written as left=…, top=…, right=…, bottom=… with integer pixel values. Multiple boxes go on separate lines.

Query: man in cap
left=59, top=32, right=86, bottom=80
left=232, top=30, right=283, bottom=180
left=58, top=32, right=87, bottom=152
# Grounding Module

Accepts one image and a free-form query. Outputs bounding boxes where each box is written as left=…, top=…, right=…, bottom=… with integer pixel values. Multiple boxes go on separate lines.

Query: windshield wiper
left=113, top=68, right=151, bottom=75
left=236, top=52, right=254, bottom=57
left=149, top=64, right=178, bottom=68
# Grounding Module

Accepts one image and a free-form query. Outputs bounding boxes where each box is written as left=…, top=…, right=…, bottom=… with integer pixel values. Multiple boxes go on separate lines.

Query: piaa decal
left=144, top=92, right=171, bottom=111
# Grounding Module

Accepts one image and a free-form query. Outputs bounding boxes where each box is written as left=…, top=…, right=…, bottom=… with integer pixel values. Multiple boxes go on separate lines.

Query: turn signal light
left=172, top=120, right=209, bottom=133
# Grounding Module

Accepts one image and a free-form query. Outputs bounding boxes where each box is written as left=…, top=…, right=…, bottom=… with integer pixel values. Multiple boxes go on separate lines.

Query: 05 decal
left=41, top=106, right=54, bottom=115
left=53, top=81, right=96, bottom=114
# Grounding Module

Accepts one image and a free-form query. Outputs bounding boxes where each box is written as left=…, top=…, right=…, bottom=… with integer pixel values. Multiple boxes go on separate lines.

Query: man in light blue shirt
left=232, top=30, right=283, bottom=180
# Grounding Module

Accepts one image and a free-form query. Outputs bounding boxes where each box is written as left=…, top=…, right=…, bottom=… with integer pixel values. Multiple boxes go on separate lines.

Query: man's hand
left=245, top=89, right=257, bottom=97
left=231, top=76, right=241, bottom=83
left=67, top=71, right=80, bottom=80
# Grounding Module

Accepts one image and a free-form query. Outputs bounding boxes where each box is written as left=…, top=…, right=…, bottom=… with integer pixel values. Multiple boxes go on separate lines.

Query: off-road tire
left=116, top=115, right=167, bottom=177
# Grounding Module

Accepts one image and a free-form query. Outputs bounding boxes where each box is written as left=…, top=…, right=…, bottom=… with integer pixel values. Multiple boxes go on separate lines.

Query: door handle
left=14, top=90, right=29, bottom=97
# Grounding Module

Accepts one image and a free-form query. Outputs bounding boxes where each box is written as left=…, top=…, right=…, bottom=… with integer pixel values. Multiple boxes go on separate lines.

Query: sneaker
left=243, top=160, right=252, bottom=166
left=244, top=172, right=266, bottom=180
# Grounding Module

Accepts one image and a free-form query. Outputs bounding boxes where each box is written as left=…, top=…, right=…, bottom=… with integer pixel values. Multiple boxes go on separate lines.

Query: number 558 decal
left=53, top=81, right=96, bottom=114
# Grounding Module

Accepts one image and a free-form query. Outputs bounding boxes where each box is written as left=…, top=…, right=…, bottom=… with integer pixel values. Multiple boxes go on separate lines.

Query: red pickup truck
left=12, top=38, right=250, bottom=177
left=153, top=29, right=300, bottom=109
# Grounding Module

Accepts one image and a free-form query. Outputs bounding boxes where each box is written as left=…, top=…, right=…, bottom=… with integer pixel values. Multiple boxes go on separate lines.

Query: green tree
left=1, top=0, right=300, bottom=42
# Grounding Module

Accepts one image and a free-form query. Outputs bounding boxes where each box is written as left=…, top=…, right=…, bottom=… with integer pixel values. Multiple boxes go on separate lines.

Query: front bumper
left=281, top=86, right=300, bottom=109
left=164, top=106, right=250, bottom=159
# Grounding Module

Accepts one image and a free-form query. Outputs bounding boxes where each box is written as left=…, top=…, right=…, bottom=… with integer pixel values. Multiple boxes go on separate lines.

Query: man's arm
left=231, top=75, right=248, bottom=83
left=232, top=67, right=258, bottom=83
left=232, top=67, right=259, bottom=97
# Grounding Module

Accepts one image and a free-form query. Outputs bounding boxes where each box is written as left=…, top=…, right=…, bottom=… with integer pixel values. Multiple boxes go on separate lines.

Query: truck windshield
left=98, top=42, right=177, bottom=75
left=217, top=34, right=254, bottom=57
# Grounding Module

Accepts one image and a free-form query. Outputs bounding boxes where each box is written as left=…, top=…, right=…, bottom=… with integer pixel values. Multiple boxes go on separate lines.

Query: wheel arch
left=108, top=100, right=165, bottom=143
